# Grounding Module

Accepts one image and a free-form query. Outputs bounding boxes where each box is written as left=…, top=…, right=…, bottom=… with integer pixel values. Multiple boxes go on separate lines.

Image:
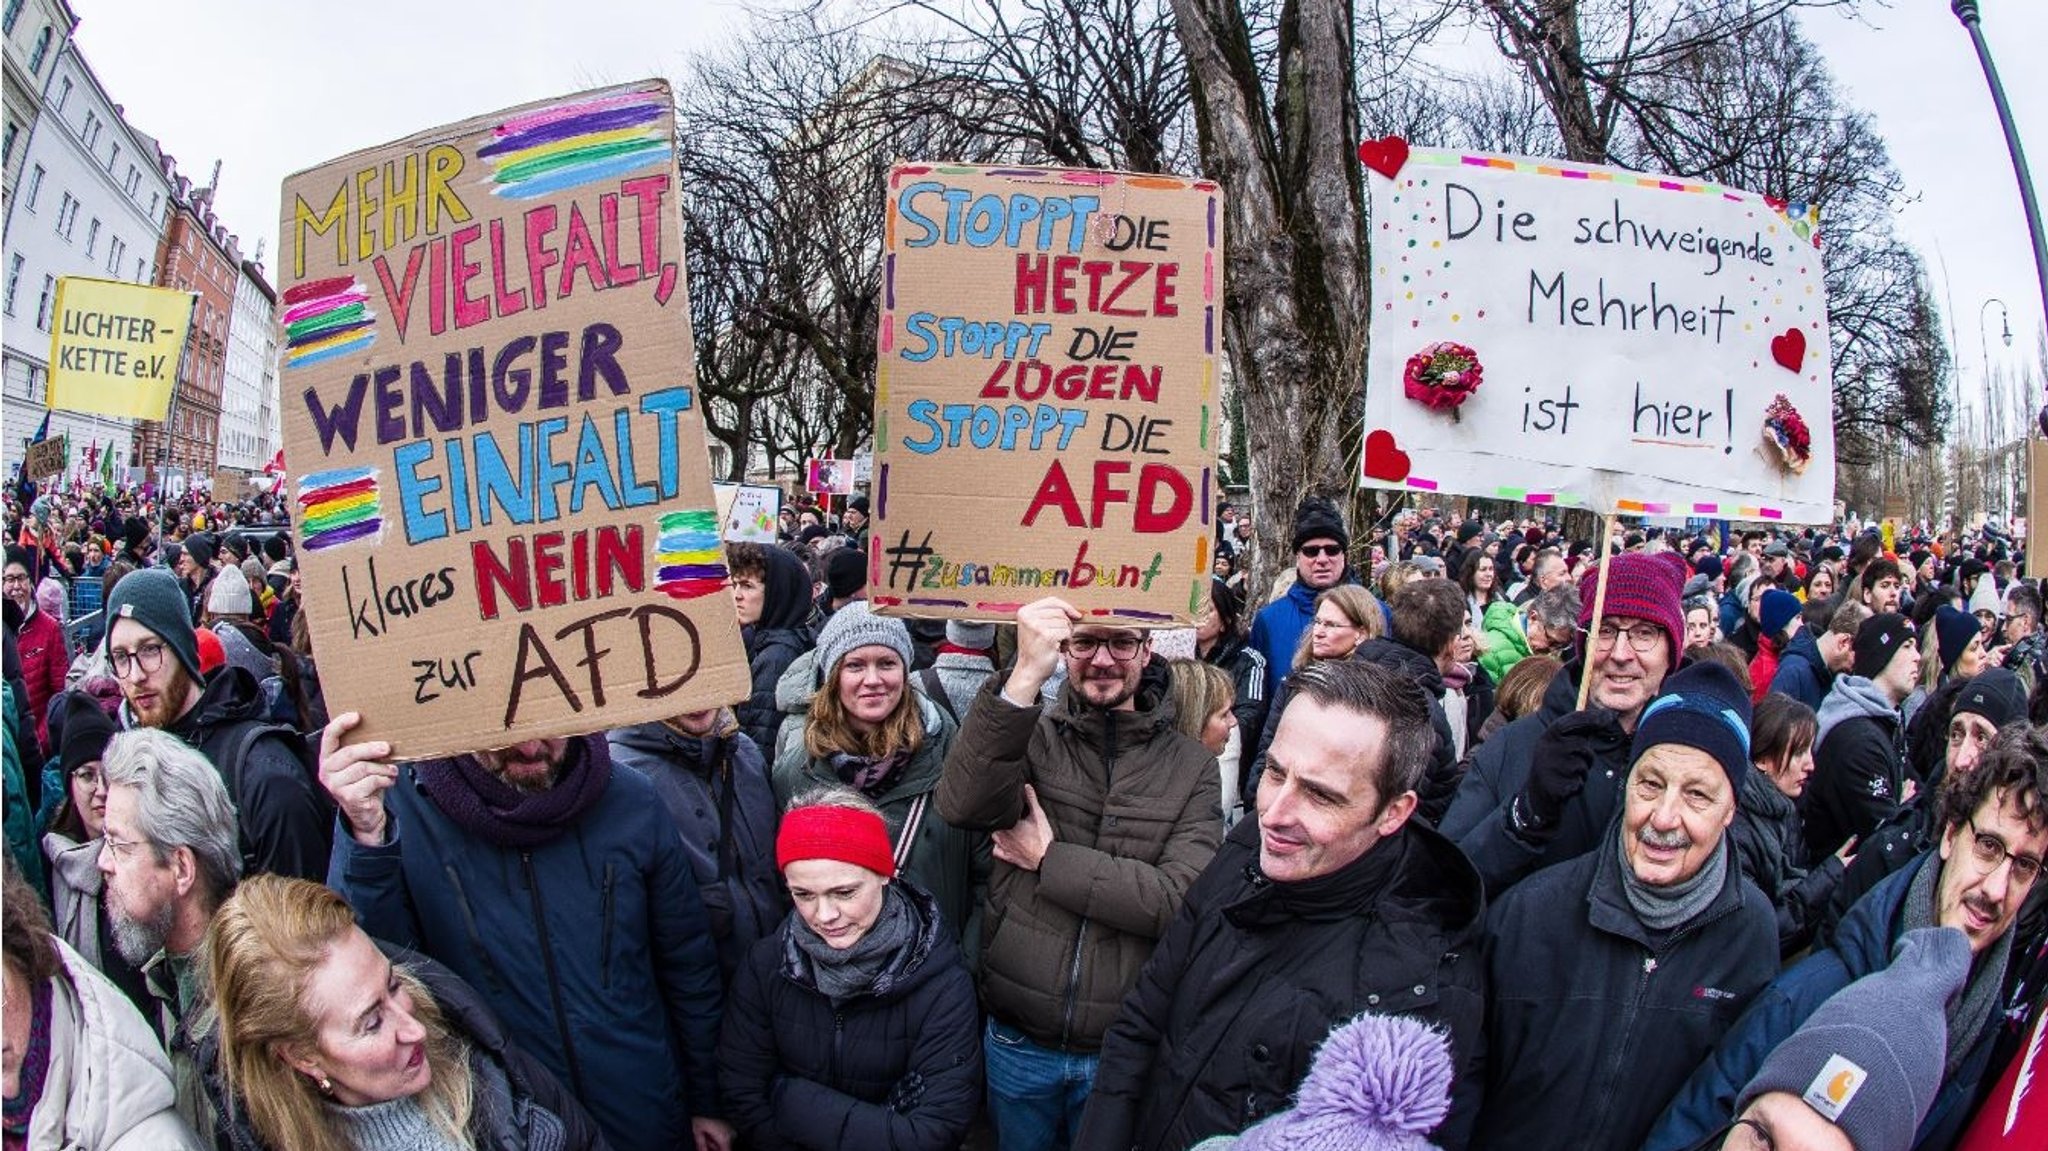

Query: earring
left=318, top=1075, right=333, bottom=1095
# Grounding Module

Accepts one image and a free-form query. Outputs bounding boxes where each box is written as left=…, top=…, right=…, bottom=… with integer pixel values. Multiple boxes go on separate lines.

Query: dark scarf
left=831, top=748, right=912, bottom=799
left=1904, top=854, right=2012, bottom=1080
left=415, top=735, right=612, bottom=850
left=2, top=979, right=52, bottom=1141
left=789, top=883, right=918, bottom=1001
left=1618, top=825, right=1730, bottom=932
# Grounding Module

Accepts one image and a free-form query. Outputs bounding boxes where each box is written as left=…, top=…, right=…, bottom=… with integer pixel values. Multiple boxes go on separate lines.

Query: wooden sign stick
left=1576, top=511, right=1621, bottom=711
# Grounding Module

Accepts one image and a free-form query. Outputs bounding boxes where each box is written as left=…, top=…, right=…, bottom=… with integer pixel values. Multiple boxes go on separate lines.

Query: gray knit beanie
left=1735, top=927, right=1970, bottom=1151
left=813, top=602, right=914, bottom=685
left=946, top=620, right=997, bottom=651
left=104, top=568, right=203, bottom=680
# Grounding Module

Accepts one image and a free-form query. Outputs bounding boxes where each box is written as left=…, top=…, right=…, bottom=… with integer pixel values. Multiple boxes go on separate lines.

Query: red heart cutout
left=1769, top=328, right=1806, bottom=373
left=1363, top=429, right=1412, bottom=482
left=1357, top=135, right=1410, bottom=179
left=1763, top=196, right=1787, bottom=214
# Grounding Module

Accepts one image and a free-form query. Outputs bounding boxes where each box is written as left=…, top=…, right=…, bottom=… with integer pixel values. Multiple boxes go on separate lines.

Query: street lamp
left=1951, top=4, right=2048, bottom=427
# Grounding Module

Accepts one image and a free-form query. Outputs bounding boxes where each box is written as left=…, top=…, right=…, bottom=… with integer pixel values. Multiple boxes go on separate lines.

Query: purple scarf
left=415, top=734, right=613, bottom=850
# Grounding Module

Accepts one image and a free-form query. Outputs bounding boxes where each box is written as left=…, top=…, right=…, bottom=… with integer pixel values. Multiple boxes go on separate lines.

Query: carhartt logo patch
left=118, top=604, right=134, bottom=617
left=1802, top=1054, right=1866, bottom=1121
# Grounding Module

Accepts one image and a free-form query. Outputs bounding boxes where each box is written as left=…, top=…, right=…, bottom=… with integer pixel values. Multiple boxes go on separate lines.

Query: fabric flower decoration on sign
left=1403, top=342, right=1483, bottom=421
left=1762, top=393, right=1812, bottom=475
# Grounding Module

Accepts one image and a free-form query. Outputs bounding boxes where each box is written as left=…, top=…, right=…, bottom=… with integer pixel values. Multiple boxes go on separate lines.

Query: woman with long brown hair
left=197, top=874, right=601, bottom=1151
left=772, top=604, right=985, bottom=951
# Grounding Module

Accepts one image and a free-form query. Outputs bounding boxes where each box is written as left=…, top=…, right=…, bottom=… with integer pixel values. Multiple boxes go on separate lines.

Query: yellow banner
left=44, top=278, right=194, bottom=420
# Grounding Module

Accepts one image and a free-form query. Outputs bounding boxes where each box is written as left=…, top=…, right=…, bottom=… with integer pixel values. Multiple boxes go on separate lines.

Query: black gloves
left=1513, top=707, right=1621, bottom=834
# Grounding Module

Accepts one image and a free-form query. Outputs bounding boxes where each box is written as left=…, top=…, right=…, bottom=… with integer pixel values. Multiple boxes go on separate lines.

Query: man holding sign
left=320, top=714, right=731, bottom=1151
left=1441, top=551, right=1690, bottom=894
left=939, top=597, right=1220, bottom=1149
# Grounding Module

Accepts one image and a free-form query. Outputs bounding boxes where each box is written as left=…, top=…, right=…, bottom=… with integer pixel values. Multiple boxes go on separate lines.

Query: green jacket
left=1478, top=600, right=1533, bottom=684
left=4, top=680, right=47, bottom=900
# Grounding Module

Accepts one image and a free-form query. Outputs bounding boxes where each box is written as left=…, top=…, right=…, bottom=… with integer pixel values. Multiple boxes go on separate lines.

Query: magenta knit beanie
left=1577, top=551, right=1688, bottom=665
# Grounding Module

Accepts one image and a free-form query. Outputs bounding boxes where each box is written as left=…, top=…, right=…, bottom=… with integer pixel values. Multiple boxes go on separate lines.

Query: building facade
left=1, top=32, right=170, bottom=482
left=133, top=164, right=239, bottom=486
left=221, top=253, right=277, bottom=474
left=1, top=0, right=75, bottom=197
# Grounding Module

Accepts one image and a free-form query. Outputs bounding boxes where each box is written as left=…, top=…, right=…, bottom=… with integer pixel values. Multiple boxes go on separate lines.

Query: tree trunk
left=1171, top=0, right=1369, bottom=601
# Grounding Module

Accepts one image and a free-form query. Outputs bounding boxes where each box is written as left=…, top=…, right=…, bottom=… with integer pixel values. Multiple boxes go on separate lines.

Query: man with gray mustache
left=1471, top=662, right=1778, bottom=1151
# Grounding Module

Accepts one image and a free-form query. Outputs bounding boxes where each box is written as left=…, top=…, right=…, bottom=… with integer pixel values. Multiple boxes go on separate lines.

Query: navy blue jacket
left=1643, top=853, right=2002, bottom=1151
left=1767, top=628, right=1831, bottom=710
left=1475, top=833, right=1777, bottom=1151
left=328, top=736, right=723, bottom=1151
left=607, top=719, right=786, bottom=984
left=720, top=883, right=983, bottom=1150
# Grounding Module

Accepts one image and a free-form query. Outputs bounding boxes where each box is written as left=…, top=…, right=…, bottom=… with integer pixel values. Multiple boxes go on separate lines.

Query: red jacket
left=15, top=606, right=66, bottom=750
left=1748, top=633, right=1782, bottom=705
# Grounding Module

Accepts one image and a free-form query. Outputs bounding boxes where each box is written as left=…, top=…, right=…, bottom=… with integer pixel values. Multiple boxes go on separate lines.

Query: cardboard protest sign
left=45, top=278, right=194, bottom=421
left=211, top=469, right=246, bottom=496
left=22, top=435, right=67, bottom=480
left=807, top=458, right=855, bottom=496
left=2029, top=440, right=2048, bottom=580
left=713, top=482, right=780, bottom=543
left=1358, top=143, right=1834, bottom=523
left=871, top=163, right=1222, bottom=624
left=278, top=80, right=749, bottom=759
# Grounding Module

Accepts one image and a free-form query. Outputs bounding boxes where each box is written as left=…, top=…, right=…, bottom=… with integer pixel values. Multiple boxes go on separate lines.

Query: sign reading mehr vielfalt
left=1357, top=141, right=1835, bottom=522
left=872, top=163, right=1222, bottom=625
left=278, top=80, right=749, bottom=759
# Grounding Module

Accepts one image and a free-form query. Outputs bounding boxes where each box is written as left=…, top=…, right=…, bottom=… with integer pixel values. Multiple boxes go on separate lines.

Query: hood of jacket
left=41, top=830, right=104, bottom=896
left=40, top=938, right=186, bottom=1149
left=155, top=664, right=269, bottom=737
left=608, top=716, right=724, bottom=775
left=1779, top=627, right=1827, bottom=676
left=776, top=878, right=956, bottom=1003
left=752, top=544, right=815, bottom=637
left=210, top=621, right=276, bottom=685
left=1353, top=636, right=1446, bottom=698
left=1815, top=675, right=1900, bottom=747
left=1738, top=766, right=1798, bottom=825
left=1047, top=654, right=1180, bottom=751
left=776, top=646, right=821, bottom=714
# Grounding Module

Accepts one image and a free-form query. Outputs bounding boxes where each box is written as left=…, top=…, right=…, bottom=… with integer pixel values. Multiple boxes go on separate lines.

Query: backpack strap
left=894, top=793, right=929, bottom=873
left=919, top=667, right=959, bottom=725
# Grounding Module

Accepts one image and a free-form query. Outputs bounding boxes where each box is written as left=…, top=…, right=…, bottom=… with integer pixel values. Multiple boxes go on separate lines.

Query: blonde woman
left=197, top=875, right=602, bottom=1151
left=1250, top=585, right=1384, bottom=783
left=1167, top=659, right=1242, bottom=824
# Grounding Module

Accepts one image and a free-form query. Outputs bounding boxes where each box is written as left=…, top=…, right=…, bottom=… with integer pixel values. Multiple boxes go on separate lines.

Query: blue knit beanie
left=1758, top=589, right=1803, bottom=640
left=1933, top=606, right=1980, bottom=676
left=1631, top=661, right=1753, bottom=794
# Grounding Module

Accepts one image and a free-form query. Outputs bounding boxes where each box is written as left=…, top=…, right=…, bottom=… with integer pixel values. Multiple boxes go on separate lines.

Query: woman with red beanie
left=719, top=788, right=983, bottom=1150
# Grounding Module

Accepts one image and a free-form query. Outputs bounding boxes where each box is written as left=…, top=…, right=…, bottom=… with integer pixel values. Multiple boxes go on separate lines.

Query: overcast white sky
left=66, top=0, right=2046, bottom=419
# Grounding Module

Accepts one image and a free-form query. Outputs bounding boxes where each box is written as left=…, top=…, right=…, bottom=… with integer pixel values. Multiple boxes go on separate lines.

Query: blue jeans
left=983, top=1018, right=1098, bottom=1151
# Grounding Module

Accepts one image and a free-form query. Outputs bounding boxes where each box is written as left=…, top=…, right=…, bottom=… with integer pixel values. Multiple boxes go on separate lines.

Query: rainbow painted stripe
left=480, top=87, right=671, bottom=199
left=297, top=468, right=381, bottom=551
left=652, top=510, right=729, bottom=600
left=282, top=277, right=376, bottom=368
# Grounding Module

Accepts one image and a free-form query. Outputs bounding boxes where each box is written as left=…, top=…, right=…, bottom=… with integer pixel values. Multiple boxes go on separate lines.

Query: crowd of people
left=3, top=475, right=2046, bottom=1151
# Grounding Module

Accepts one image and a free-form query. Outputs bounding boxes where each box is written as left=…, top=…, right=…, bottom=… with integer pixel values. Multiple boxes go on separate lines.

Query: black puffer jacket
left=1474, top=831, right=1778, bottom=1151
left=196, top=945, right=607, bottom=1151
left=738, top=545, right=816, bottom=755
left=1730, top=770, right=1843, bottom=956
left=720, top=882, right=983, bottom=1151
left=1075, top=818, right=1486, bottom=1151
left=1439, top=661, right=1633, bottom=895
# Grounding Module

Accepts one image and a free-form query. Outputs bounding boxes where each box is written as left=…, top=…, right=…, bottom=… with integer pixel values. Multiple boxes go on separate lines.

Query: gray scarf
left=1618, top=826, right=1730, bottom=932
left=1902, top=854, right=2012, bottom=1080
left=789, top=883, right=917, bottom=1002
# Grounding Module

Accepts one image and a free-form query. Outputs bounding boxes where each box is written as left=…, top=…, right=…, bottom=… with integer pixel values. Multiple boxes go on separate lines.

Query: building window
left=55, top=192, right=77, bottom=239
left=2, top=120, right=14, bottom=168
left=124, top=165, right=138, bottom=196
left=107, top=237, right=125, bottom=275
left=81, top=111, right=100, bottom=149
left=134, top=258, right=145, bottom=281
left=35, top=274, right=55, bottom=330
left=26, top=24, right=49, bottom=73
left=84, top=217, right=100, bottom=257
left=4, top=254, right=22, bottom=315
left=23, top=164, right=41, bottom=210
left=2, top=0, right=22, bottom=35
left=106, top=141, right=118, bottom=172
left=52, top=77, right=69, bottom=114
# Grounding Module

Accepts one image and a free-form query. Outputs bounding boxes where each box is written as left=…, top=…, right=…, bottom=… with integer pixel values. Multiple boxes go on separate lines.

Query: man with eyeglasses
left=1647, top=726, right=2048, bottom=1151
left=95, top=727, right=243, bottom=1132
left=1248, top=496, right=1358, bottom=698
left=1802, top=613, right=1920, bottom=866
left=1443, top=550, right=1691, bottom=894
left=939, top=596, right=1222, bottom=1151
left=101, top=568, right=330, bottom=880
